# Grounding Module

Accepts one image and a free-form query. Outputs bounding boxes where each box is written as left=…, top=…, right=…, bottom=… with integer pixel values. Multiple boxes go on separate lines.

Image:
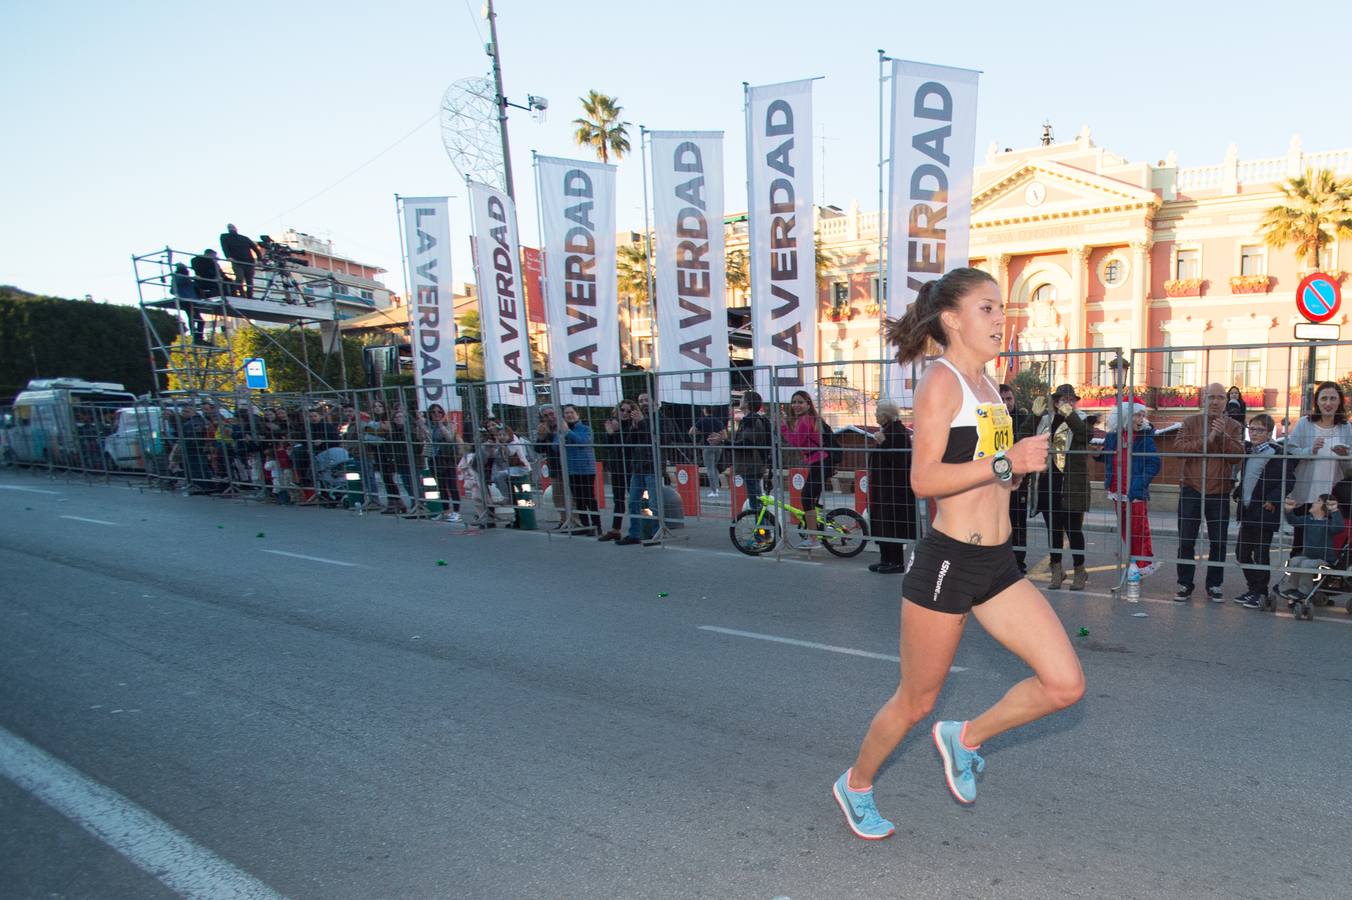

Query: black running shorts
left=902, top=530, right=1025, bottom=615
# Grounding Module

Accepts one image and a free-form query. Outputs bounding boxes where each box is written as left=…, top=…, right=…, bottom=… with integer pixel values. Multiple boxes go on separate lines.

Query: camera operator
left=220, top=224, right=262, bottom=298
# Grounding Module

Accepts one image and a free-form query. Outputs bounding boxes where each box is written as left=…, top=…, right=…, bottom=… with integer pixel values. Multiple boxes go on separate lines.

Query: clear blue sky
left=3, top=0, right=1350, bottom=306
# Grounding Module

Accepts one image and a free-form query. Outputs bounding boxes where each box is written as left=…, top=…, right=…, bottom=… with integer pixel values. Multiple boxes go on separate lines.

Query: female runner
left=833, top=267, right=1085, bottom=840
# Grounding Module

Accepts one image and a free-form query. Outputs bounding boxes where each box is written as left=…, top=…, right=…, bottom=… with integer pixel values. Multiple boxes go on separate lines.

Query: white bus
left=2, top=378, right=137, bottom=468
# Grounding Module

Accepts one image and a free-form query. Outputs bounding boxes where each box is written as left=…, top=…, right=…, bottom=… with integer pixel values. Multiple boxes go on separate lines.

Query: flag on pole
left=400, top=196, right=458, bottom=411
left=745, top=79, right=816, bottom=402
left=650, top=130, right=730, bottom=404
left=536, top=155, right=621, bottom=407
left=885, top=59, right=980, bottom=399
left=468, top=181, right=533, bottom=406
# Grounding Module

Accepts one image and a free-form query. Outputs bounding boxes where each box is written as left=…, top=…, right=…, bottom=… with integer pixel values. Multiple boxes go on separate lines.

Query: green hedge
left=0, top=286, right=177, bottom=401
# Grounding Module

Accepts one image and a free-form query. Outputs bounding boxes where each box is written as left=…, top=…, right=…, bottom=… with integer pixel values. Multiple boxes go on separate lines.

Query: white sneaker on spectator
left=706, top=490, right=719, bottom=498
left=446, top=512, right=462, bottom=523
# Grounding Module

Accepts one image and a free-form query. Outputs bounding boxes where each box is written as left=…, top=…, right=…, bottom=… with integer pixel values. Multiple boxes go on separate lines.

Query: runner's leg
left=848, top=600, right=965, bottom=789
left=963, top=579, right=1085, bottom=746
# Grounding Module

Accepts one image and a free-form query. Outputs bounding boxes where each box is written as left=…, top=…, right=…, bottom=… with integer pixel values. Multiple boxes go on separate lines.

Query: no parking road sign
left=1296, top=272, right=1342, bottom=323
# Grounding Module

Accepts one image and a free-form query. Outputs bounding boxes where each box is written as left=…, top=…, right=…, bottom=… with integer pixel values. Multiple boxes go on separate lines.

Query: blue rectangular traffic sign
left=243, top=357, right=270, bottom=391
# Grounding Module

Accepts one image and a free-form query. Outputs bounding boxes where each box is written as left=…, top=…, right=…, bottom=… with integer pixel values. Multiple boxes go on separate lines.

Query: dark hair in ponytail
left=885, top=267, right=997, bottom=363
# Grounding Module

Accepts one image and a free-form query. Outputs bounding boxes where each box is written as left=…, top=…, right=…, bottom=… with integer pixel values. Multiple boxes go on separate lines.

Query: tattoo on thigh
left=968, top=532, right=983, bottom=545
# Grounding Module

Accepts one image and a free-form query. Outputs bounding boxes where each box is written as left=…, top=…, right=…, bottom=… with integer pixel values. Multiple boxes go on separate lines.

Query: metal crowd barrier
left=5, top=343, right=1352, bottom=616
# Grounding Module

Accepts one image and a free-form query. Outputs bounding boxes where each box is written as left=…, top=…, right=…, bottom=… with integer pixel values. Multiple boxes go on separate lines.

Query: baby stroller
left=1272, top=519, right=1352, bottom=620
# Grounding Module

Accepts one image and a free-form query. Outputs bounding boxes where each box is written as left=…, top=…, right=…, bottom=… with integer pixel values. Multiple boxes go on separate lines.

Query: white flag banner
left=886, top=60, right=980, bottom=400
left=650, top=130, right=730, bottom=404
left=746, top=79, right=816, bottom=402
left=468, top=181, right=533, bottom=407
left=536, top=155, right=621, bottom=407
left=400, top=196, right=459, bottom=412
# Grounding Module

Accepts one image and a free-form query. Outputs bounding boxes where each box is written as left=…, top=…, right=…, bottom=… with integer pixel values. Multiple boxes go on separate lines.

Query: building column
left=1067, top=246, right=1087, bottom=384
left=993, top=254, right=1012, bottom=358
left=1130, top=241, right=1152, bottom=354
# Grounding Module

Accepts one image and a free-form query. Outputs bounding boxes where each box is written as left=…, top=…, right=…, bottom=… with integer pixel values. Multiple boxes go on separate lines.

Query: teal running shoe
left=932, top=720, right=985, bottom=804
left=832, top=770, right=894, bottom=840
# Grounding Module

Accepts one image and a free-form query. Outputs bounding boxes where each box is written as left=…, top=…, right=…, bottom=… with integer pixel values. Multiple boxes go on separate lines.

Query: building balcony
left=1229, top=274, right=1271, bottom=294
left=1164, top=278, right=1203, bottom=298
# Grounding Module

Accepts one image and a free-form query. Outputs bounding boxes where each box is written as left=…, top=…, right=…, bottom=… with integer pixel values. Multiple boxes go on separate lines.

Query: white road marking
left=59, top=515, right=119, bottom=526
left=0, top=485, right=62, bottom=494
left=699, top=626, right=967, bottom=672
left=664, top=545, right=823, bottom=565
left=259, top=549, right=358, bottom=567
left=0, top=726, right=285, bottom=900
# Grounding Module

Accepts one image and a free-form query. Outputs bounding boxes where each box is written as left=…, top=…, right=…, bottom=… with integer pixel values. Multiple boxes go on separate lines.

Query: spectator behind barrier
left=616, top=398, right=659, bottom=545
left=425, top=403, right=463, bottom=522
left=1034, top=384, right=1090, bottom=591
left=1283, top=381, right=1352, bottom=557
left=1277, top=495, right=1344, bottom=601
left=1225, top=385, right=1247, bottom=428
left=1098, top=404, right=1160, bottom=576
left=780, top=390, right=828, bottom=532
left=999, top=383, right=1039, bottom=574
left=865, top=399, right=916, bottom=574
left=1173, top=382, right=1245, bottom=603
left=597, top=403, right=631, bottom=541
left=1234, top=414, right=1285, bottom=607
left=728, top=390, right=772, bottom=511
left=561, top=404, right=600, bottom=535
left=691, top=406, right=727, bottom=499
left=534, top=407, right=566, bottom=528
left=490, top=425, right=532, bottom=512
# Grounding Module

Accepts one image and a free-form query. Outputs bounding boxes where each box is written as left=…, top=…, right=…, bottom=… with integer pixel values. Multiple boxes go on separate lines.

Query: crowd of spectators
left=30, top=376, right=1352, bottom=604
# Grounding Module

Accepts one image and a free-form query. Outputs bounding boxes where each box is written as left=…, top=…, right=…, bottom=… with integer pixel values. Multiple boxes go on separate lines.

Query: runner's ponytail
left=885, top=267, right=997, bottom=363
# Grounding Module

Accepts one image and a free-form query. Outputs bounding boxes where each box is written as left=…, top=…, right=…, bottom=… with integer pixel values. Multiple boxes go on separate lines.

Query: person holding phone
left=1283, top=381, right=1352, bottom=557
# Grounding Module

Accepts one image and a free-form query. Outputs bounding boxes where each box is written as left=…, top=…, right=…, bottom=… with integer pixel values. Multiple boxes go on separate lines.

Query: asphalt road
left=1, top=468, right=1350, bottom=899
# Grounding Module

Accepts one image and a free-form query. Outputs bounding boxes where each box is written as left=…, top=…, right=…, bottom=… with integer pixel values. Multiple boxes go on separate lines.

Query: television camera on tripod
left=255, top=235, right=312, bottom=305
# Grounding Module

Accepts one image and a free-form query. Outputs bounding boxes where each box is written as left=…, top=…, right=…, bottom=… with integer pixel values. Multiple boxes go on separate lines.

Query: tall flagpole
left=742, top=82, right=756, bottom=397
left=639, top=126, right=658, bottom=375
left=531, top=151, right=553, bottom=386
left=485, top=0, right=515, bottom=199
left=877, top=50, right=889, bottom=387
left=393, top=193, right=416, bottom=382
left=464, top=175, right=490, bottom=406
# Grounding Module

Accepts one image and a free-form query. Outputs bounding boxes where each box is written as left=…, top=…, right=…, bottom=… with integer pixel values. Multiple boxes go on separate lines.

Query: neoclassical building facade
left=794, top=129, right=1352, bottom=405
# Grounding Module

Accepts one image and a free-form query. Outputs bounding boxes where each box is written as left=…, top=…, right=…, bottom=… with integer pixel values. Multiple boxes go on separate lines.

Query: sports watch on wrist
left=991, top=450, right=1013, bottom=483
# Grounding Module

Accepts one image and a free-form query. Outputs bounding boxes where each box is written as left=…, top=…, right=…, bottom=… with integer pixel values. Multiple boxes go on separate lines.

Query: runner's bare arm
left=910, top=366, right=1048, bottom=500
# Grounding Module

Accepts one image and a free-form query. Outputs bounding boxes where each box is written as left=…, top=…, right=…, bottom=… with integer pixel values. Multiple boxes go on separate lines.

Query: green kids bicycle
left=729, top=486, right=868, bottom=558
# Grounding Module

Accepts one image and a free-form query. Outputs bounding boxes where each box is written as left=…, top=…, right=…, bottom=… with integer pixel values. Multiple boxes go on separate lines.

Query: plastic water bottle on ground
left=1126, top=563, right=1141, bottom=603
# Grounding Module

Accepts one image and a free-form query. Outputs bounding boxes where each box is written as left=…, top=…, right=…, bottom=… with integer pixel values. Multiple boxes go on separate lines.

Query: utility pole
left=485, top=0, right=515, bottom=199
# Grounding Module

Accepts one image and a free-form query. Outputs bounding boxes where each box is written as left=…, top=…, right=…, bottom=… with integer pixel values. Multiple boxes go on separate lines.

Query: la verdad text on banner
left=885, top=60, right=980, bottom=403
left=746, top=79, right=817, bottom=402
left=400, top=196, right=460, bottom=412
left=650, top=130, right=730, bottom=404
left=468, top=180, right=534, bottom=406
left=536, top=154, right=621, bottom=407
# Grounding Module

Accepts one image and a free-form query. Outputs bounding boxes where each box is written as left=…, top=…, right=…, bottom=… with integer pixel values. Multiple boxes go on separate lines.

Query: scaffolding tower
left=133, top=246, right=351, bottom=400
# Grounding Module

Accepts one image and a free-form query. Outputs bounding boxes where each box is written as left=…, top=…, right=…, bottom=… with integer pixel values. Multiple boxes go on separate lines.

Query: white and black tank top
left=932, top=357, right=1014, bottom=463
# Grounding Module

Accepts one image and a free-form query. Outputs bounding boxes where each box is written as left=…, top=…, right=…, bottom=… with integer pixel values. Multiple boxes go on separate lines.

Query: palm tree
left=1260, top=168, right=1352, bottom=269
left=724, top=248, right=748, bottom=305
left=572, top=91, right=631, bottom=164
left=617, top=243, right=650, bottom=304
